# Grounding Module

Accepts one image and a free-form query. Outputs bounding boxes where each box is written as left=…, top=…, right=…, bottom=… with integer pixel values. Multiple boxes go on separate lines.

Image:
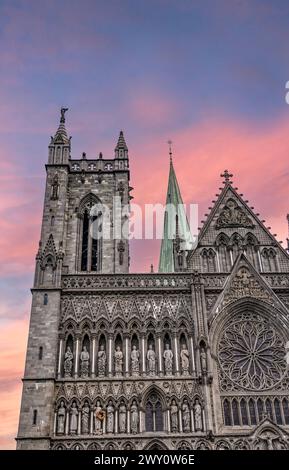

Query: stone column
left=167, top=409, right=171, bottom=432
left=127, top=409, right=130, bottom=434
left=125, top=335, right=129, bottom=377
left=141, top=334, right=146, bottom=375
left=108, top=334, right=113, bottom=377
left=179, top=408, right=183, bottom=433
left=90, top=410, right=94, bottom=434
left=139, top=409, right=142, bottom=433
left=74, top=336, right=80, bottom=378
left=157, top=334, right=163, bottom=376
left=57, top=337, right=63, bottom=378
left=115, top=408, right=118, bottom=434
left=53, top=411, right=57, bottom=434
left=173, top=334, right=179, bottom=375
left=78, top=409, right=81, bottom=435
left=202, top=408, right=206, bottom=432
left=65, top=410, right=69, bottom=435
left=189, top=336, right=196, bottom=375
left=191, top=409, right=195, bottom=432
left=91, top=335, right=96, bottom=378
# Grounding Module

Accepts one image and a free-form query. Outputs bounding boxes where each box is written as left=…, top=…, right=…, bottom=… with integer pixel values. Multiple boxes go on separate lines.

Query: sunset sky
left=1, top=0, right=289, bottom=449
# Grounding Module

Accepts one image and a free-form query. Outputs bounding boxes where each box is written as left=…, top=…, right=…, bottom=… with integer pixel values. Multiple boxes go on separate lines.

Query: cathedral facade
left=17, top=110, right=289, bottom=450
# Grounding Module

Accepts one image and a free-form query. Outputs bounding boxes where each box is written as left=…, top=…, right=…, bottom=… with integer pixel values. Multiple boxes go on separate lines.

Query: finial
left=221, top=169, right=233, bottom=184
left=150, top=263, right=154, bottom=273
left=167, top=139, right=173, bottom=163
left=60, top=107, right=68, bottom=124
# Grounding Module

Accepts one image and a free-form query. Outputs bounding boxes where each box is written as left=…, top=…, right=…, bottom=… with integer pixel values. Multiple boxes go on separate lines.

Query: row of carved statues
left=55, top=398, right=204, bottom=435
left=62, top=342, right=207, bottom=378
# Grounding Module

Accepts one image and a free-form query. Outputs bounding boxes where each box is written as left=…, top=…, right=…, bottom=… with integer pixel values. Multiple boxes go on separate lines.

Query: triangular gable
left=209, top=254, right=289, bottom=322
left=197, top=182, right=289, bottom=258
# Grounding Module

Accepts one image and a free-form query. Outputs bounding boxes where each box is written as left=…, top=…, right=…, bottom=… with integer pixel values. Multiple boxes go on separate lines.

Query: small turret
left=48, top=107, right=71, bottom=164
left=115, top=130, right=128, bottom=159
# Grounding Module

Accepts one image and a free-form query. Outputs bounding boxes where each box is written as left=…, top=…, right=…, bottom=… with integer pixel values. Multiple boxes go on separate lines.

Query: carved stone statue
left=60, top=107, right=68, bottom=123
left=97, top=344, right=106, bottom=378
left=114, top=346, right=123, bottom=376
left=64, top=346, right=73, bottom=377
left=182, top=399, right=191, bottom=432
left=131, top=345, right=140, bottom=376
left=51, top=174, right=59, bottom=200
left=80, top=345, right=90, bottom=378
left=147, top=343, right=156, bottom=376
left=163, top=343, right=173, bottom=375
left=69, top=402, right=78, bottom=435
left=200, top=348, right=207, bottom=373
left=131, top=400, right=139, bottom=434
left=194, top=399, right=203, bottom=431
left=118, top=402, right=127, bottom=433
left=94, top=401, right=104, bottom=435
left=170, top=399, right=179, bottom=432
left=57, top=401, right=66, bottom=435
left=106, top=400, right=114, bottom=433
left=81, top=402, right=90, bottom=434
left=180, top=343, right=190, bottom=375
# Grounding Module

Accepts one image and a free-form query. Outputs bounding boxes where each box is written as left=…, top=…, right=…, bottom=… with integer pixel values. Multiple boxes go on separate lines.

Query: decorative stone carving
left=130, top=400, right=139, bottom=434
left=114, top=346, right=123, bottom=376
left=69, top=402, right=78, bottom=435
left=216, top=198, right=254, bottom=229
left=218, top=312, right=287, bottom=391
left=147, top=344, right=156, bottom=376
left=64, top=346, right=73, bottom=377
left=194, top=399, right=203, bottom=431
left=131, top=345, right=140, bottom=376
left=180, top=344, right=190, bottom=375
left=182, top=399, right=191, bottom=432
left=106, top=400, right=114, bottom=433
left=163, top=344, right=173, bottom=376
left=97, top=345, right=106, bottom=378
left=223, top=266, right=273, bottom=306
left=51, top=174, right=59, bottom=200
left=200, top=348, right=207, bottom=374
left=81, top=402, right=90, bottom=434
left=80, top=346, right=89, bottom=378
left=119, top=402, right=127, bottom=433
left=170, top=399, right=179, bottom=432
left=56, top=401, right=66, bottom=435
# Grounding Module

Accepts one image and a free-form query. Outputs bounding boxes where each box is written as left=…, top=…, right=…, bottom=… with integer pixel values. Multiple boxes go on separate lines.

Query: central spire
left=158, top=146, right=193, bottom=273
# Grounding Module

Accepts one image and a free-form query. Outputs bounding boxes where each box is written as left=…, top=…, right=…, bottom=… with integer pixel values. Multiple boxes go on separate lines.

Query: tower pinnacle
left=115, top=130, right=128, bottom=158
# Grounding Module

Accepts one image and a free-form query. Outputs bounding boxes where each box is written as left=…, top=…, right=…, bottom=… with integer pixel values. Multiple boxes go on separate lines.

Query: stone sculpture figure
left=114, top=346, right=123, bottom=376
left=180, top=344, right=190, bottom=375
left=182, top=399, right=191, bottom=432
left=64, top=346, right=73, bottom=377
left=119, top=402, right=127, bottom=433
left=131, top=345, right=140, bottom=375
left=57, top=401, right=66, bottom=435
left=147, top=343, right=156, bottom=375
left=97, top=344, right=106, bottom=377
left=81, top=402, right=90, bottom=434
left=200, top=348, right=207, bottom=373
left=106, top=400, right=115, bottom=433
left=170, top=399, right=179, bottom=432
left=94, top=401, right=104, bottom=435
left=131, top=400, right=139, bottom=434
left=163, top=343, right=173, bottom=375
left=80, top=345, right=90, bottom=378
left=194, top=399, right=203, bottom=431
left=69, top=402, right=78, bottom=435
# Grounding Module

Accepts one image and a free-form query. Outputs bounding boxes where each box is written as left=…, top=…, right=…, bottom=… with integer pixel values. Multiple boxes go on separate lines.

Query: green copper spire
left=158, top=146, right=193, bottom=272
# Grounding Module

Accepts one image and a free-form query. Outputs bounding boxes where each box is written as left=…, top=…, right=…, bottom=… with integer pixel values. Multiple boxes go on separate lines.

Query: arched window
left=215, top=233, right=230, bottom=272
left=145, top=392, right=163, bottom=432
left=44, top=293, right=48, bottom=305
left=240, top=399, right=248, bottom=425
left=274, top=399, right=282, bottom=425
left=79, top=194, right=102, bottom=272
left=223, top=399, right=232, bottom=426
left=249, top=399, right=257, bottom=425
left=232, top=399, right=240, bottom=425
left=265, top=398, right=273, bottom=421
left=282, top=398, right=289, bottom=425
left=33, top=409, right=37, bottom=425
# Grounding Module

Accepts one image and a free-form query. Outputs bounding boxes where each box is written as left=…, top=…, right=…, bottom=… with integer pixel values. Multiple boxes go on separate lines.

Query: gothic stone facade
left=17, top=114, right=289, bottom=450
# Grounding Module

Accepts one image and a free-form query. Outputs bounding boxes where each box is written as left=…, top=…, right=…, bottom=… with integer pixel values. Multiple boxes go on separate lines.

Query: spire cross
left=167, top=139, right=173, bottom=162
left=221, top=169, right=233, bottom=184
